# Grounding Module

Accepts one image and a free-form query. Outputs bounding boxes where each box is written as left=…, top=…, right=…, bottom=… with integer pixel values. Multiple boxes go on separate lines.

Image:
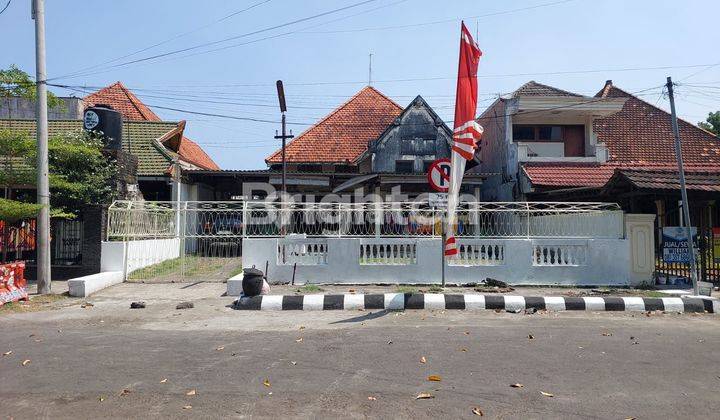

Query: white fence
left=103, top=200, right=656, bottom=286
left=107, top=200, right=624, bottom=240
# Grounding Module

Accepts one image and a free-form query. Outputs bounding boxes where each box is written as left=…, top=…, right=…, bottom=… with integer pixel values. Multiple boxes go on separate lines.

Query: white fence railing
left=107, top=200, right=624, bottom=240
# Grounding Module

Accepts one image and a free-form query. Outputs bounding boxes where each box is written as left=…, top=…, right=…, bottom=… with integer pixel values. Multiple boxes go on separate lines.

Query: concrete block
left=67, top=271, right=124, bottom=297
left=227, top=273, right=244, bottom=296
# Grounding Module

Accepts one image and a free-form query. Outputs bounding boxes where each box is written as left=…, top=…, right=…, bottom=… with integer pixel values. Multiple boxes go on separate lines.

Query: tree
left=0, top=64, right=63, bottom=120
left=698, top=111, right=720, bottom=136
left=0, top=129, right=117, bottom=263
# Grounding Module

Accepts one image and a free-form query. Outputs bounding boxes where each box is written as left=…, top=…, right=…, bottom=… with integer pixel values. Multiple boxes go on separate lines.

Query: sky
left=2, top=0, right=719, bottom=170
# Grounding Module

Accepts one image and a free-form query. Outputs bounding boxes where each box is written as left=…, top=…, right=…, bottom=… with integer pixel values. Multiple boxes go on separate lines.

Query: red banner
left=445, top=22, right=483, bottom=257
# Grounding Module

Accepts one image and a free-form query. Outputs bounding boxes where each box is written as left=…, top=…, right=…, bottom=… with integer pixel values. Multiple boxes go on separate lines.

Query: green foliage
left=698, top=111, right=720, bottom=135
left=0, top=64, right=63, bottom=117
left=0, top=198, right=42, bottom=222
left=0, top=129, right=116, bottom=217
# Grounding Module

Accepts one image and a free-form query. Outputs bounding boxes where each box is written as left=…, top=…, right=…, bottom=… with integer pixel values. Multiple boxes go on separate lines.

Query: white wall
left=101, top=238, right=180, bottom=276
left=242, top=236, right=635, bottom=286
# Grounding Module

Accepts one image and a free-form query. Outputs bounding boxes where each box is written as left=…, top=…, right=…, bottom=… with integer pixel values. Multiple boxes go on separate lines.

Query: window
left=395, top=160, right=414, bottom=173
left=513, top=126, right=535, bottom=141
left=538, top=126, right=562, bottom=141
left=513, top=125, right=564, bottom=141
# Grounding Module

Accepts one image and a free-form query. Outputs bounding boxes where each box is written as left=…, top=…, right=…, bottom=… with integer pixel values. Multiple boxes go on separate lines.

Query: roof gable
left=594, top=82, right=720, bottom=165
left=266, top=86, right=403, bottom=164
left=84, top=82, right=161, bottom=122
left=512, top=81, right=583, bottom=98
left=84, top=82, right=219, bottom=170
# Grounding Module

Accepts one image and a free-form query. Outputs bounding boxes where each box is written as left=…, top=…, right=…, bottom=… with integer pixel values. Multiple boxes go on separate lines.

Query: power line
left=301, top=0, right=578, bottom=34
left=0, top=0, right=10, bottom=16
left=49, top=0, right=381, bottom=81
left=57, top=0, right=273, bottom=80
left=124, top=85, right=664, bottom=128
left=46, top=61, right=716, bottom=93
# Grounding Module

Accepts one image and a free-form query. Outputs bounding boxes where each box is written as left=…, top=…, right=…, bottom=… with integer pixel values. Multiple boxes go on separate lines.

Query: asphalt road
left=1, top=290, right=719, bottom=419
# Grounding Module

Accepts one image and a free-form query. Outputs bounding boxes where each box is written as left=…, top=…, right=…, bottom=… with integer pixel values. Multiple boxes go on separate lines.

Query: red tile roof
left=605, top=167, right=720, bottom=192
left=512, top=80, right=583, bottom=98
left=594, top=83, right=720, bottom=165
left=84, top=82, right=219, bottom=170
left=176, top=136, right=219, bottom=170
left=523, top=162, right=720, bottom=189
left=266, top=86, right=403, bottom=164
left=521, top=81, right=720, bottom=189
left=522, top=163, right=617, bottom=188
left=84, top=82, right=161, bottom=121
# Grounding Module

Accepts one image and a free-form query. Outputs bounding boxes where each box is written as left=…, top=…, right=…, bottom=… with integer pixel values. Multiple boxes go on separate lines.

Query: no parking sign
left=426, top=158, right=451, bottom=192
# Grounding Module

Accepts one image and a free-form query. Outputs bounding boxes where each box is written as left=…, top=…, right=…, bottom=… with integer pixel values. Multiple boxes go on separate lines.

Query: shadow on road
left=330, top=310, right=390, bottom=324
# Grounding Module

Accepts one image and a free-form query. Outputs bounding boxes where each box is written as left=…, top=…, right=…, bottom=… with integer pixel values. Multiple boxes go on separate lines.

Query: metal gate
left=655, top=218, right=720, bottom=285
left=108, top=201, right=243, bottom=283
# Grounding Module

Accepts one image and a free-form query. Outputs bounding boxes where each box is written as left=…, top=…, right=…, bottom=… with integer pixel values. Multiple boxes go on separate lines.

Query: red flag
left=445, top=22, right=482, bottom=257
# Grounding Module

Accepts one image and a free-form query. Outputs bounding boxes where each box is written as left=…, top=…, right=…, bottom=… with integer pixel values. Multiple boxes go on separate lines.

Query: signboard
left=83, top=110, right=99, bottom=130
left=714, top=227, right=720, bottom=263
left=428, top=192, right=448, bottom=209
left=662, top=226, right=697, bottom=263
left=426, top=158, right=451, bottom=192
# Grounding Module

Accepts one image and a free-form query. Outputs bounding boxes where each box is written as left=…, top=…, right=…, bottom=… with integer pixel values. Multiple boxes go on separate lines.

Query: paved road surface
left=1, top=284, right=719, bottom=419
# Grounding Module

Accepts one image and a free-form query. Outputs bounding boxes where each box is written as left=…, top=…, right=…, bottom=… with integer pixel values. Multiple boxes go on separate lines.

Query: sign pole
left=666, top=76, right=699, bottom=295
left=441, top=214, right=446, bottom=287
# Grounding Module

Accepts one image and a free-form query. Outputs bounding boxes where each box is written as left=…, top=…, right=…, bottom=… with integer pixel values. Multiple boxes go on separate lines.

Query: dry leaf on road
left=420, top=356, right=426, bottom=364
left=510, top=383, right=524, bottom=388
left=3, top=350, right=12, bottom=356
left=119, top=389, right=131, bottom=396
left=186, top=389, right=196, bottom=396
left=427, top=375, right=442, bottom=382
left=415, top=392, right=434, bottom=399
left=160, top=378, right=168, bottom=383
left=21, top=359, right=30, bottom=366
left=528, top=334, right=534, bottom=340
left=183, top=405, right=192, bottom=410
left=540, top=391, right=554, bottom=397
left=368, top=396, right=377, bottom=401
left=472, top=407, right=484, bottom=416
left=290, top=361, right=297, bottom=365
left=216, top=346, right=225, bottom=351
left=295, top=337, right=303, bottom=343
left=263, top=378, right=271, bottom=387
left=602, top=332, right=613, bottom=336
left=98, top=396, right=105, bottom=402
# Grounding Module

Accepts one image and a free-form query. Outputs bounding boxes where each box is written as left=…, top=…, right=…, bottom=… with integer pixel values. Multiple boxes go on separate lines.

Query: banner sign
left=662, top=227, right=697, bottom=263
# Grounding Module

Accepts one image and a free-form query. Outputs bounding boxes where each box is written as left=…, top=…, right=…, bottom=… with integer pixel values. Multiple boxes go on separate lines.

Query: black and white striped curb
left=233, top=293, right=719, bottom=313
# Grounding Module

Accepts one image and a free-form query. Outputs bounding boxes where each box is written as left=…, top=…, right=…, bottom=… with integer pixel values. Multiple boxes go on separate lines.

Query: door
left=564, top=125, right=585, bottom=157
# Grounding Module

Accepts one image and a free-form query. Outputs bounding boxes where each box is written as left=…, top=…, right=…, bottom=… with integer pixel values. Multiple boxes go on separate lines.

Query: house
left=478, top=80, right=720, bottom=281
left=83, top=82, right=220, bottom=200
left=190, top=86, right=486, bottom=200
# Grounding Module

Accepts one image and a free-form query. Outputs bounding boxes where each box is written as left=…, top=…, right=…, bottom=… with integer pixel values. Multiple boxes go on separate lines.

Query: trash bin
left=242, top=268, right=265, bottom=297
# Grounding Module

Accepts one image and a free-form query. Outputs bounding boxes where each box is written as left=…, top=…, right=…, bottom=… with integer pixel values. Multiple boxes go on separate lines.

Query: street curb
left=232, top=293, right=720, bottom=313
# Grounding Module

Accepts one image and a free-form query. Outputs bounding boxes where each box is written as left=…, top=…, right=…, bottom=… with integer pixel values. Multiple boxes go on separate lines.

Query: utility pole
left=33, top=0, right=51, bottom=294
left=666, top=76, right=699, bottom=296
left=275, top=81, right=293, bottom=200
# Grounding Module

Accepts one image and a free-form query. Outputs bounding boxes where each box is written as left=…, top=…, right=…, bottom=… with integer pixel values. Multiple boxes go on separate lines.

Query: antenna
left=368, top=53, right=373, bottom=86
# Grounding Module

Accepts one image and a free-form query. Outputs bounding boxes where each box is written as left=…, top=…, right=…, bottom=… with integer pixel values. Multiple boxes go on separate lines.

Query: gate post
left=625, top=213, right=656, bottom=287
